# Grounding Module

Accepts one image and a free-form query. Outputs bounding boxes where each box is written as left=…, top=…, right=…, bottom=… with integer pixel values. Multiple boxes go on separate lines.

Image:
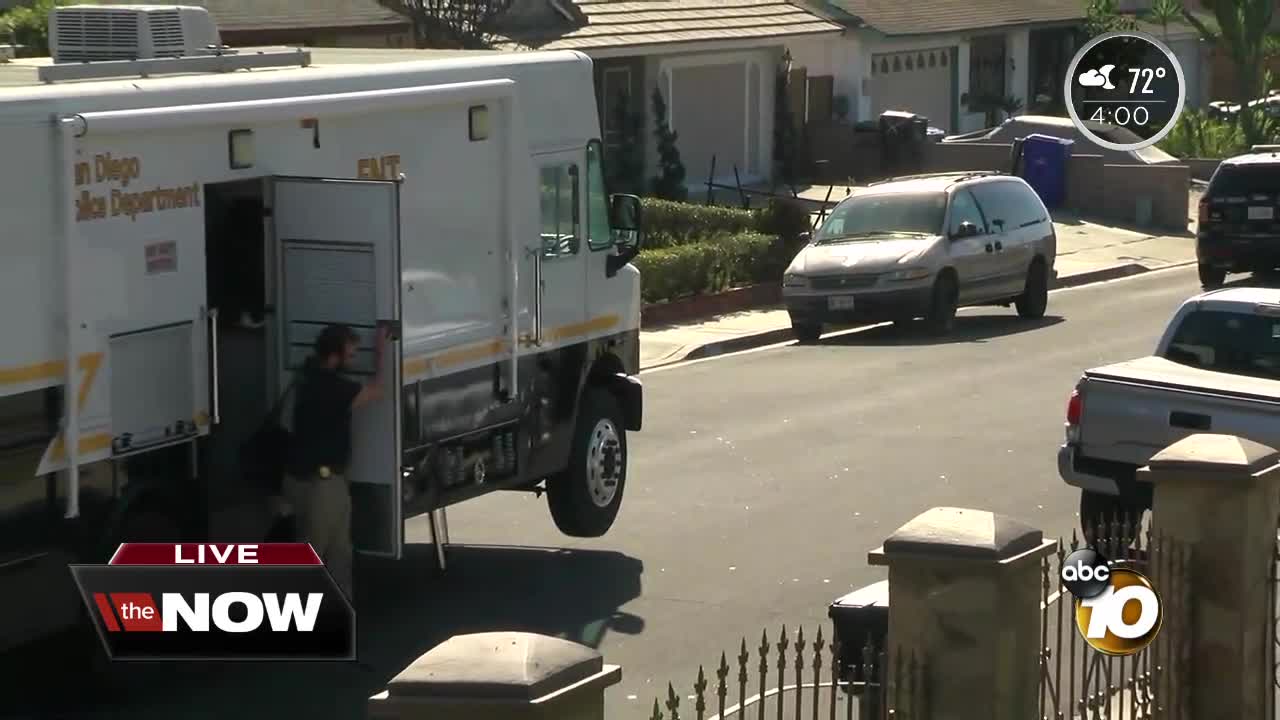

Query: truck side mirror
left=607, top=193, right=643, bottom=277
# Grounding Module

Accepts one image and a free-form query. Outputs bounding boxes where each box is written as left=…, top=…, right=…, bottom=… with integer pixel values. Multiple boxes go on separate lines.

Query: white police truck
left=0, top=4, right=644, bottom=656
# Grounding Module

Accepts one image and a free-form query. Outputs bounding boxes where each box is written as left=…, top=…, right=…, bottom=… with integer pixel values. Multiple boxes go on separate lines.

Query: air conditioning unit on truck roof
left=50, top=4, right=222, bottom=63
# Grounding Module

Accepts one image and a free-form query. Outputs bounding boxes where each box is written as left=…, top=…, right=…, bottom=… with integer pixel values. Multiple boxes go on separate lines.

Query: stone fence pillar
left=368, top=631, right=622, bottom=720
left=868, top=506, right=1056, bottom=720
left=1140, top=433, right=1280, bottom=720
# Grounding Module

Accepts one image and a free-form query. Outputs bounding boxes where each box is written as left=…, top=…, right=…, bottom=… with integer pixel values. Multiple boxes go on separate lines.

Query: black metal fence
left=1040, top=516, right=1192, bottom=720
left=647, top=626, right=925, bottom=720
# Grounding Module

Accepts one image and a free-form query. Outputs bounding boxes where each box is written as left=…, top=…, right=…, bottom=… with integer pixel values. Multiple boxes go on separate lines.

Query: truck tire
left=547, top=388, right=627, bottom=538
left=1198, top=264, right=1225, bottom=289
left=1079, top=490, right=1141, bottom=548
left=923, top=273, right=958, bottom=335
left=1015, top=261, right=1049, bottom=319
left=792, top=320, right=822, bottom=344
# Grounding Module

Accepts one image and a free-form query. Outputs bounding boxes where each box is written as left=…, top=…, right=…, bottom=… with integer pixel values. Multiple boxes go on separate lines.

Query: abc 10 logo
left=1061, top=548, right=1162, bottom=656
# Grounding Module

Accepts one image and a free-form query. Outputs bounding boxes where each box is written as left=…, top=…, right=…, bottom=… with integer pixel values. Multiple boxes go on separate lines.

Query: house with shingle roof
left=493, top=0, right=844, bottom=187
left=789, top=0, right=1089, bottom=134
left=91, top=0, right=414, bottom=49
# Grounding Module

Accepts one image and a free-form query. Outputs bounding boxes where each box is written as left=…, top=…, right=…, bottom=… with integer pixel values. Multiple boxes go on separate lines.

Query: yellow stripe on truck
left=401, top=314, right=622, bottom=378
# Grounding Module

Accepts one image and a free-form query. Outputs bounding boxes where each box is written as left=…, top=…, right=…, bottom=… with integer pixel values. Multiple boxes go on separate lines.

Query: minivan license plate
left=1248, top=206, right=1275, bottom=221
left=828, top=296, right=856, bottom=311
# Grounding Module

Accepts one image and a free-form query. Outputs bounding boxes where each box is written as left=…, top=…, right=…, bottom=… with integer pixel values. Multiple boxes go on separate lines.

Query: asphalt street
left=7, top=265, right=1205, bottom=720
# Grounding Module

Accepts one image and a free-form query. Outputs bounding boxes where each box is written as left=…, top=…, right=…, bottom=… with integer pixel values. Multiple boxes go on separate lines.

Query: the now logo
left=71, top=543, right=355, bottom=661
left=93, top=591, right=324, bottom=633
left=1061, top=548, right=1162, bottom=656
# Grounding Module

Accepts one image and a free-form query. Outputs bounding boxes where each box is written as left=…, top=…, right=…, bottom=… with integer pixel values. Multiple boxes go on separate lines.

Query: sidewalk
left=640, top=212, right=1198, bottom=370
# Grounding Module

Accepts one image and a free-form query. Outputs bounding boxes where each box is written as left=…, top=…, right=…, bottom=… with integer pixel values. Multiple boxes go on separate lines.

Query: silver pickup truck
left=1059, top=286, right=1280, bottom=532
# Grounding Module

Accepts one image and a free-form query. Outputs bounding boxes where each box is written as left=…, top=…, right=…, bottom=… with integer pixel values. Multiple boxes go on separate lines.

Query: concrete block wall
left=1100, top=164, right=1192, bottom=232
left=923, top=142, right=1013, bottom=173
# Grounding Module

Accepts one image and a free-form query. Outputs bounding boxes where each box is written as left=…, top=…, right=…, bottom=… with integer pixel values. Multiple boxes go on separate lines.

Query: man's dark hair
left=313, top=324, right=358, bottom=362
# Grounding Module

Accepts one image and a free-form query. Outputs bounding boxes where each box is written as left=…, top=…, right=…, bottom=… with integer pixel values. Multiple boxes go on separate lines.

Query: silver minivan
left=782, top=171, right=1057, bottom=341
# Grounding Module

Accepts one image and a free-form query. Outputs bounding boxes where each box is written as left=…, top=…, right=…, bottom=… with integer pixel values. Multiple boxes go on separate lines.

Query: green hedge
left=635, top=232, right=785, bottom=304
left=640, top=196, right=814, bottom=248
left=640, top=198, right=759, bottom=249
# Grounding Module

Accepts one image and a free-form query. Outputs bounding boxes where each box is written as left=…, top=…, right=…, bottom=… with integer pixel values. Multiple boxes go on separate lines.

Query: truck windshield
left=814, top=192, right=946, bottom=244
left=1165, top=309, right=1280, bottom=380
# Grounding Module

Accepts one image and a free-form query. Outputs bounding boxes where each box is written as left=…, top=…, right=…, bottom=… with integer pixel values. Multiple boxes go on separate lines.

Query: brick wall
left=1209, top=46, right=1280, bottom=102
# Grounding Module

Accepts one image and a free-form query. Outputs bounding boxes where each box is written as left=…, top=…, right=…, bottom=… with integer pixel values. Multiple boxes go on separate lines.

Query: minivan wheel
left=1015, top=261, right=1049, bottom=319
left=1198, top=264, right=1226, bottom=289
left=923, top=273, right=958, bottom=334
left=792, top=320, right=822, bottom=344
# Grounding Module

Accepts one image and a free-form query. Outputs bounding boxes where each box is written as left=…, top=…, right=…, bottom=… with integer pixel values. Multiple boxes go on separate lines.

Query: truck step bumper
left=1058, top=444, right=1121, bottom=496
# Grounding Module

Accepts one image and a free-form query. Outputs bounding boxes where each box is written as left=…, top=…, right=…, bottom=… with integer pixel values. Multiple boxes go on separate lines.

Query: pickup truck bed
left=1060, top=285, right=1280, bottom=530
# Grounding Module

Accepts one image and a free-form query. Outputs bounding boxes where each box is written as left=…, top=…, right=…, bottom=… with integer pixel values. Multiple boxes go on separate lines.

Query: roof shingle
left=496, top=0, right=843, bottom=52
left=822, top=0, right=1085, bottom=35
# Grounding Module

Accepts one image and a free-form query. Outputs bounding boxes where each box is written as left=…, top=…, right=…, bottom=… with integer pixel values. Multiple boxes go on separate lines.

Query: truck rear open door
left=271, top=177, right=403, bottom=559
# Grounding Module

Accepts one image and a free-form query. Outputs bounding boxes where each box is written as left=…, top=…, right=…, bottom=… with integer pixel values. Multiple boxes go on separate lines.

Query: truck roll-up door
left=271, top=177, right=403, bottom=559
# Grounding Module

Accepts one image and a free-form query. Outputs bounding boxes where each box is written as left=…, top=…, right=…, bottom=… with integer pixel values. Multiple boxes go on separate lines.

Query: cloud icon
left=1078, top=65, right=1116, bottom=90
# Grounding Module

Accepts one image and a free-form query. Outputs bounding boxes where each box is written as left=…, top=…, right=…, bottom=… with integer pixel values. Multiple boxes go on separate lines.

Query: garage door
left=670, top=62, right=752, bottom=183
left=870, top=48, right=954, bottom=132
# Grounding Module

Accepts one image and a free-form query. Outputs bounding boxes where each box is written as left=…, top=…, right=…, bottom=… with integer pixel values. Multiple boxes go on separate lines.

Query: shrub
left=1158, top=110, right=1251, bottom=159
left=1, top=0, right=70, bottom=56
left=633, top=232, right=775, bottom=304
left=640, top=198, right=758, bottom=248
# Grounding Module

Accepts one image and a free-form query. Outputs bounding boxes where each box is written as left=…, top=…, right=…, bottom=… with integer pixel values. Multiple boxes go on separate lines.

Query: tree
left=1, top=0, right=74, bottom=56
left=375, top=0, right=515, bottom=49
left=1179, top=0, right=1277, bottom=144
left=605, top=89, right=645, bottom=196
left=1083, top=0, right=1138, bottom=36
left=649, top=87, right=687, bottom=201
left=1148, top=0, right=1183, bottom=40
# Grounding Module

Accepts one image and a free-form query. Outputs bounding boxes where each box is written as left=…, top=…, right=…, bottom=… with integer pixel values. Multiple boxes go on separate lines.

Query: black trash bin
left=827, top=579, right=889, bottom=699
left=879, top=111, right=929, bottom=177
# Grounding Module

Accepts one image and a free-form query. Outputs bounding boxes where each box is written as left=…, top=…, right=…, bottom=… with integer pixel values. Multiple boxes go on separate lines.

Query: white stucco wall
left=1006, top=27, right=1030, bottom=107
left=769, top=27, right=1062, bottom=138
left=644, top=47, right=779, bottom=186
left=785, top=32, right=864, bottom=122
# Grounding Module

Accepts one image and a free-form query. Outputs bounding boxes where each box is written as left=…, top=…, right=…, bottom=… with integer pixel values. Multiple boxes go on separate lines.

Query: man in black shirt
left=284, top=323, right=387, bottom=603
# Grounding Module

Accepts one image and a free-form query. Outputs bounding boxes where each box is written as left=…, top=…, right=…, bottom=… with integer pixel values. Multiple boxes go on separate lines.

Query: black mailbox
left=827, top=579, right=889, bottom=687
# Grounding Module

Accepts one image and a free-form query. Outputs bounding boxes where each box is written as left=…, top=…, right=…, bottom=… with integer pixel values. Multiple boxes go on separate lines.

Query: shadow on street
left=3, top=543, right=645, bottom=720
left=822, top=314, right=1064, bottom=347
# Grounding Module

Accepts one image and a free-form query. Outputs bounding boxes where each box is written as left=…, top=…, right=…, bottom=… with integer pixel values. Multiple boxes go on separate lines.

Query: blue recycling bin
left=1019, top=133, right=1073, bottom=209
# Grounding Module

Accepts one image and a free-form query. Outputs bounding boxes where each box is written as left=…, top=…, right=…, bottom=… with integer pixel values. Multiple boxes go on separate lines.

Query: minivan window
left=1210, top=166, right=1280, bottom=196
left=815, top=192, right=946, bottom=243
left=947, top=190, right=986, bottom=235
left=970, top=182, right=1044, bottom=231
left=1165, top=309, right=1280, bottom=380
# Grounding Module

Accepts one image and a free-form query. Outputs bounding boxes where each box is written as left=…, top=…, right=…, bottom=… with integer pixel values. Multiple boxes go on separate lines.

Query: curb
left=641, top=261, right=1195, bottom=371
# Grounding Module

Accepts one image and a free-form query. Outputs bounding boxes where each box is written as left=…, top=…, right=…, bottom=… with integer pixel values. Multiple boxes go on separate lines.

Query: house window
left=805, top=75, right=834, bottom=124
left=969, top=35, right=1007, bottom=104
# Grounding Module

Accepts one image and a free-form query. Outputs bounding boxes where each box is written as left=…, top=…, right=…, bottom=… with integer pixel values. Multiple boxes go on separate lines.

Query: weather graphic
left=1064, top=31, right=1185, bottom=151
left=1078, top=65, right=1116, bottom=90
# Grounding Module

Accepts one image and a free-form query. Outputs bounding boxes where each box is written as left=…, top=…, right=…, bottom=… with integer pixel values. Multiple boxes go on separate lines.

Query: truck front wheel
left=547, top=388, right=627, bottom=538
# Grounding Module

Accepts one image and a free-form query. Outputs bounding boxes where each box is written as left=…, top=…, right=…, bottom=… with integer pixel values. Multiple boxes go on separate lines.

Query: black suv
left=1196, top=147, right=1280, bottom=288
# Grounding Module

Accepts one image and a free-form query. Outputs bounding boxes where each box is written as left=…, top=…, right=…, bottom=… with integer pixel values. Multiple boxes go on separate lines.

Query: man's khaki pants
left=283, top=472, right=353, bottom=603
